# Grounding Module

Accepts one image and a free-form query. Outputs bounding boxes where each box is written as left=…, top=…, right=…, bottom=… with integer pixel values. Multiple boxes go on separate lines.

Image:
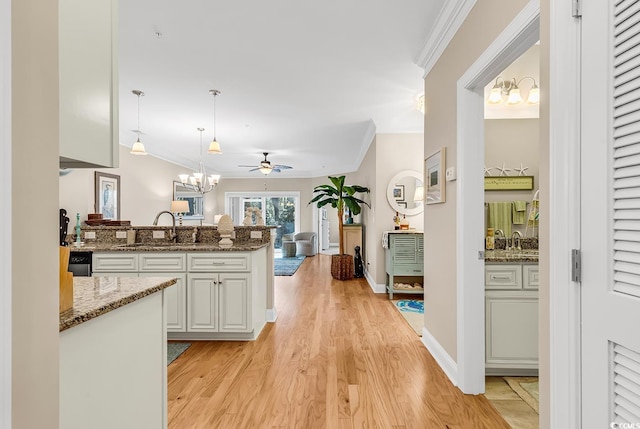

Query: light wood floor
left=167, top=254, right=509, bottom=428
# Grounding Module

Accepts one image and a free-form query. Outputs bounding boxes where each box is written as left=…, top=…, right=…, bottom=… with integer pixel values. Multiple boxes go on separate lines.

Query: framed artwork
left=392, top=184, right=405, bottom=201
left=95, top=172, right=120, bottom=220
left=397, top=201, right=408, bottom=209
left=425, top=147, right=446, bottom=205
left=484, top=175, right=534, bottom=191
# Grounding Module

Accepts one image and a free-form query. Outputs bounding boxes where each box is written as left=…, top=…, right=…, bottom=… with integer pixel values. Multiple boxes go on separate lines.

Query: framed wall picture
left=425, top=147, right=446, bottom=205
left=95, top=172, right=120, bottom=220
left=392, top=184, right=405, bottom=201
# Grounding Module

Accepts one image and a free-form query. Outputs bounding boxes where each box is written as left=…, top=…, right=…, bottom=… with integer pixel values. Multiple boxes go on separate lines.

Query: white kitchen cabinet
left=138, top=254, right=187, bottom=332
left=140, top=272, right=187, bottom=332
left=92, top=249, right=267, bottom=340
left=187, top=272, right=251, bottom=333
left=59, top=0, right=119, bottom=168
left=485, top=262, right=539, bottom=375
left=93, top=253, right=138, bottom=273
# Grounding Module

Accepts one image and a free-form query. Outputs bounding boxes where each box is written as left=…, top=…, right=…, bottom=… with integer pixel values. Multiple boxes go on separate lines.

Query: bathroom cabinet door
left=485, top=291, right=538, bottom=374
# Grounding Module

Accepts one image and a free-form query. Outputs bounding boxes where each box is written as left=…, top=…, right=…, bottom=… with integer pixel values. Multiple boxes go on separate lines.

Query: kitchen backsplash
left=65, top=225, right=273, bottom=246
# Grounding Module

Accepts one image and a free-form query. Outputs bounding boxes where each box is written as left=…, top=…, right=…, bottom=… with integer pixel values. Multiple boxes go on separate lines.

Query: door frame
left=0, top=0, right=11, bottom=425
left=456, top=0, right=582, bottom=426
left=456, top=0, right=540, bottom=395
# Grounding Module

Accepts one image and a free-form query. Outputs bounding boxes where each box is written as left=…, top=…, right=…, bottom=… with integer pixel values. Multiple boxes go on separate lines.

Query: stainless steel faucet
left=152, top=211, right=177, bottom=242
left=510, top=230, right=523, bottom=251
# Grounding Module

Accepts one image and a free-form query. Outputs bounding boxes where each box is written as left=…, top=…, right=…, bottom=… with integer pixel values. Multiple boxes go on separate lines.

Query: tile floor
left=485, top=377, right=539, bottom=429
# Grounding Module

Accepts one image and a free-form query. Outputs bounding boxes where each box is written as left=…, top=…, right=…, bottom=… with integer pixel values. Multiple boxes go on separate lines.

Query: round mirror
left=386, top=170, right=424, bottom=216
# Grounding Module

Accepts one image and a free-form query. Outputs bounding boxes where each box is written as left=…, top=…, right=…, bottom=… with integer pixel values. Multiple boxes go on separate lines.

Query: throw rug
left=392, top=299, right=424, bottom=336
left=274, top=256, right=306, bottom=276
left=504, top=377, right=539, bottom=413
left=167, top=342, right=191, bottom=366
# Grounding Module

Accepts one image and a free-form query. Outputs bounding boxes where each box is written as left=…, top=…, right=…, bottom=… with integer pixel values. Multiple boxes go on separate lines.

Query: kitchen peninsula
left=72, top=224, right=275, bottom=341
left=59, top=276, right=177, bottom=429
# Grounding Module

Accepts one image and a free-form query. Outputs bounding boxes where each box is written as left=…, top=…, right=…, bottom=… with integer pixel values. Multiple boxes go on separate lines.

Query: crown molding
left=414, top=0, right=477, bottom=78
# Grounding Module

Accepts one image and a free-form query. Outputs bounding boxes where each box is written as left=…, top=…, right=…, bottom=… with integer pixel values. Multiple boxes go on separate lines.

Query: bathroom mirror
left=173, top=181, right=205, bottom=220
left=386, top=170, right=424, bottom=216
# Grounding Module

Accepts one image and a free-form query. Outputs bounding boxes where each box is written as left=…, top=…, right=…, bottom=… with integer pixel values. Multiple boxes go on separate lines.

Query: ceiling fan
left=239, top=152, right=293, bottom=175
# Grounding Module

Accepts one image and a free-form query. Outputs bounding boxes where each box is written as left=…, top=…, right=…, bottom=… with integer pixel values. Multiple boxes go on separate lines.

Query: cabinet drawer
left=187, top=253, right=250, bottom=272
left=523, top=265, right=539, bottom=289
left=485, top=265, right=522, bottom=290
left=392, top=264, right=424, bottom=275
left=139, top=253, right=186, bottom=272
left=92, top=253, right=138, bottom=272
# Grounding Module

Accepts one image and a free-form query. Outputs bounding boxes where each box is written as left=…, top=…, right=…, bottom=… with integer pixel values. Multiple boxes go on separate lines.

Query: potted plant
left=309, top=176, right=370, bottom=280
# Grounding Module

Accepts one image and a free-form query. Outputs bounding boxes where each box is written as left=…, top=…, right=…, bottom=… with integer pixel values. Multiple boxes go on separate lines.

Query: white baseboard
left=421, top=326, right=458, bottom=387
left=266, top=307, right=278, bottom=322
left=364, top=269, right=386, bottom=294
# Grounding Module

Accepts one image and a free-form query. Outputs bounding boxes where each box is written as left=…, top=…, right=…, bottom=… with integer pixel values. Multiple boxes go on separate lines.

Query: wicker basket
left=331, top=254, right=354, bottom=280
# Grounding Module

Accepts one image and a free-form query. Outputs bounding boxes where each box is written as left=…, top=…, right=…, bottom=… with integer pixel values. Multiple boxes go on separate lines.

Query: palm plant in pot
left=309, top=176, right=370, bottom=280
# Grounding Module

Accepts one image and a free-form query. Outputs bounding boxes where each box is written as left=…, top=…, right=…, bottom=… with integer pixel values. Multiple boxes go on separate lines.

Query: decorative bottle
left=393, top=211, right=400, bottom=230
left=485, top=227, right=495, bottom=250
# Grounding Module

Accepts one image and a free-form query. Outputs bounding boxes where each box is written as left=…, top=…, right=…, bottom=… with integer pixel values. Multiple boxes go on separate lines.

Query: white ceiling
left=118, top=1, right=444, bottom=178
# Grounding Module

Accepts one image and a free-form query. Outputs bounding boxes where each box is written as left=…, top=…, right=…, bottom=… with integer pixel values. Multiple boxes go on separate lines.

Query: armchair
left=294, top=232, right=317, bottom=257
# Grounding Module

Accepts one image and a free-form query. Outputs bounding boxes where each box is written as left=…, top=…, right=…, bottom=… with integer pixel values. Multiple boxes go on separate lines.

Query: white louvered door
left=582, top=0, right=640, bottom=425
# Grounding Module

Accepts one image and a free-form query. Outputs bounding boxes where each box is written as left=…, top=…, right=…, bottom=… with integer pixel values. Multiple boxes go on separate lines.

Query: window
left=225, top=192, right=300, bottom=248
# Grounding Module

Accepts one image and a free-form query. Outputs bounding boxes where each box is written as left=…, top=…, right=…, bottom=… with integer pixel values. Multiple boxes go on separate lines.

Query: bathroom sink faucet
left=510, top=230, right=523, bottom=251
left=152, top=211, right=177, bottom=242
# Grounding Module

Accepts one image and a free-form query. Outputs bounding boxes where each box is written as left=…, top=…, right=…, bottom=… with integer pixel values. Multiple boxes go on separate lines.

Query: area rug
left=392, top=299, right=424, bottom=336
left=167, top=342, right=191, bottom=365
left=274, top=256, right=306, bottom=276
left=504, top=377, right=539, bottom=413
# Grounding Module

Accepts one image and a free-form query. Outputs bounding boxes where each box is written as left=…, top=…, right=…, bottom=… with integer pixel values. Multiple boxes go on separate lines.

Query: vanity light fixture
left=130, top=90, right=147, bottom=155
left=208, top=89, right=222, bottom=154
left=487, top=77, right=539, bottom=105
left=417, top=94, right=425, bottom=115
left=179, top=128, right=221, bottom=194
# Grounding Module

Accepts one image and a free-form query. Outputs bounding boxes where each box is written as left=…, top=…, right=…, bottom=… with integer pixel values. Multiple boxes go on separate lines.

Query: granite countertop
left=59, top=276, right=177, bottom=332
left=484, top=249, right=539, bottom=263
left=69, top=241, right=270, bottom=252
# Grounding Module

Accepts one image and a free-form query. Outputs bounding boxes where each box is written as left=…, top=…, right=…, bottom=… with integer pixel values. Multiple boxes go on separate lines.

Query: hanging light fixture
left=130, top=90, right=147, bottom=155
left=179, top=128, right=220, bottom=194
left=208, top=89, right=222, bottom=154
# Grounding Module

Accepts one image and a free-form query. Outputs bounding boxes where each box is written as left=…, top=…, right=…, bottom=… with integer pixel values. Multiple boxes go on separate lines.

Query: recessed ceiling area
left=118, top=1, right=444, bottom=178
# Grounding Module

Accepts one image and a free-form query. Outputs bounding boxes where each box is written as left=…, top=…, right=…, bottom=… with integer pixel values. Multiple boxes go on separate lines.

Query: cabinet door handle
left=212, top=261, right=225, bottom=265
left=413, top=269, right=422, bottom=273
left=490, top=275, right=511, bottom=280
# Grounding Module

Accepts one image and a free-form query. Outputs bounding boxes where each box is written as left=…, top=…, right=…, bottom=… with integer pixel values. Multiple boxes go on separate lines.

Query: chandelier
left=178, top=127, right=220, bottom=194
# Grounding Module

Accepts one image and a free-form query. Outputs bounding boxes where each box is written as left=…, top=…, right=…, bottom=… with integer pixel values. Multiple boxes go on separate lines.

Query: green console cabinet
left=384, top=232, right=424, bottom=299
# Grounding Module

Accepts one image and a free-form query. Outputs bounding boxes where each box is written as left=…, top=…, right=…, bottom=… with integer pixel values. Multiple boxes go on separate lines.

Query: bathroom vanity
left=484, top=250, right=539, bottom=375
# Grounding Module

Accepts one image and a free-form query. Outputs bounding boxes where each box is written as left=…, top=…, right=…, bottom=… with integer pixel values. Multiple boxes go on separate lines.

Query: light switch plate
left=250, top=231, right=262, bottom=239
left=446, top=167, right=457, bottom=182
left=115, top=231, right=127, bottom=239
left=153, top=230, right=165, bottom=239
left=84, top=231, right=96, bottom=239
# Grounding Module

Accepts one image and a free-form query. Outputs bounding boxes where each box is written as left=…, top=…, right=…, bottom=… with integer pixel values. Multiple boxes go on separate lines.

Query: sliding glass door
left=226, top=192, right=300, bottom=248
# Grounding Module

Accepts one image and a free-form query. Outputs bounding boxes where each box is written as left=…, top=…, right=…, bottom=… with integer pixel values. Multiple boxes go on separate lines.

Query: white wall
left=60, top=145, right=215, bottom=226
left=12, top=0, right=60, bottom=426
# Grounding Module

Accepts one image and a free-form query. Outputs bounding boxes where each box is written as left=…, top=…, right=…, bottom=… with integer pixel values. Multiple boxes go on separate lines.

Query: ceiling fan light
left=208, top=139, right=222, bottom=154
left=130, top=138, right=147, bottom=155
left=259, top=166, right=272, bottom=175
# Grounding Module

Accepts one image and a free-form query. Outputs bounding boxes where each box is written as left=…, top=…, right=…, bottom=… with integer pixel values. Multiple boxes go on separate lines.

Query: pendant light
left=178, top=128, right=220, bottom=194
left=208, top=89, right=222, bottom=154
left=130, top=90, right=147, bottom=155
